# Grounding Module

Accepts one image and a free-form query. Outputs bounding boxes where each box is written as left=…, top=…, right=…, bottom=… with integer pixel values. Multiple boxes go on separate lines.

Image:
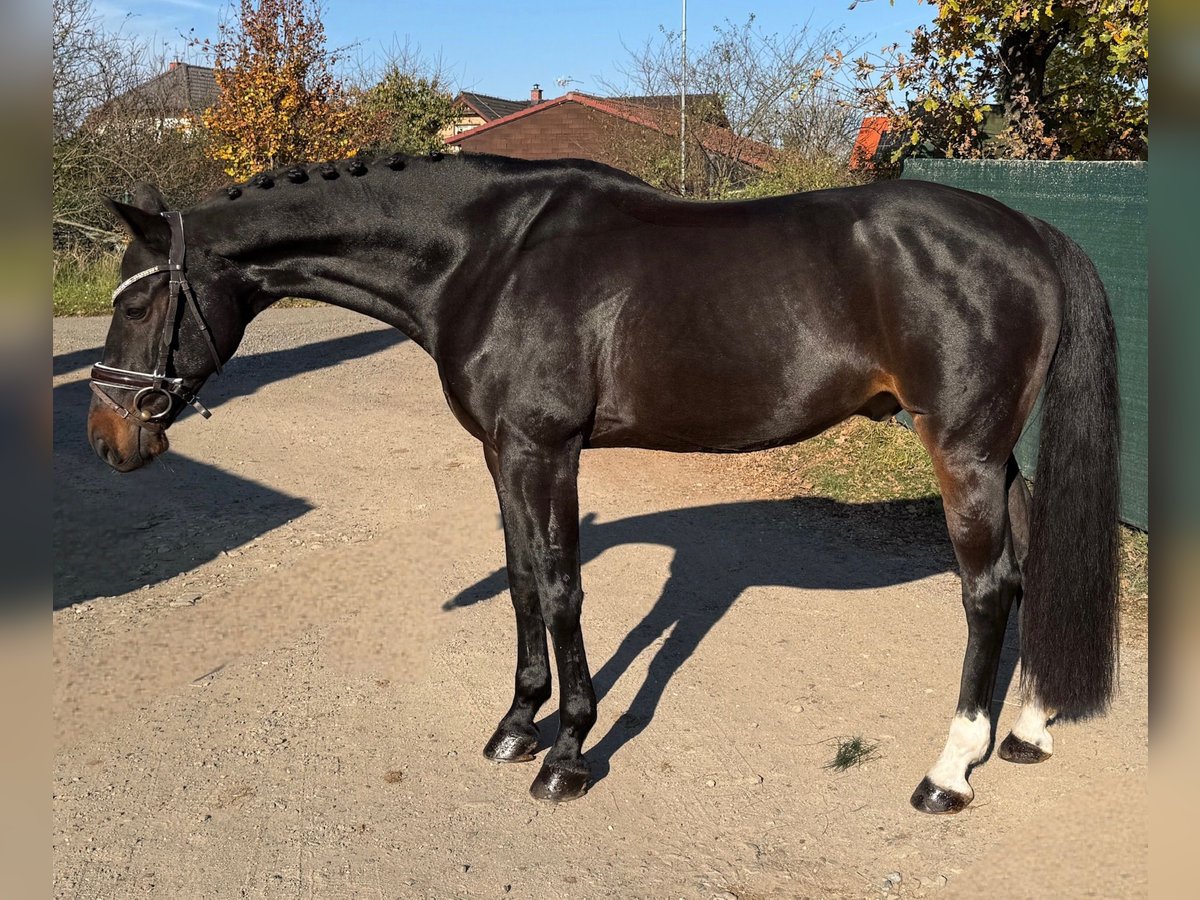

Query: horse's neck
left=190, top=170, right=504, bottom=352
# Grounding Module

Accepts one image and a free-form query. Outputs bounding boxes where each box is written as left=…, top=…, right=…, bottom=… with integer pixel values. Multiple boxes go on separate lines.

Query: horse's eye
left=125, top=307, right=147, bottom=321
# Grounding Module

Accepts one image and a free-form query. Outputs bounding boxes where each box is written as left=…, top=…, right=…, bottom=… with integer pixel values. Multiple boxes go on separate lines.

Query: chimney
left=530, top=84, right=542, bottom=104
left=168, top=60, right=181, bottom=71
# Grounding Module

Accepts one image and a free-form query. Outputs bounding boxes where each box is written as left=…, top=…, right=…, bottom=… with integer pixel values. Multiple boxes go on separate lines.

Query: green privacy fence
left=900, top=159, right=1147, bottom=531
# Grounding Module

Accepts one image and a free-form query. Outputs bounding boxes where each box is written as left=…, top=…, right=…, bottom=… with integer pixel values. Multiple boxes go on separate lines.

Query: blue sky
left=98, top=1, right=935, bottom=99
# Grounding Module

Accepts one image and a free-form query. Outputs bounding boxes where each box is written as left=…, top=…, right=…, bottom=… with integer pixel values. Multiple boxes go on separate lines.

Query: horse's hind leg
left=910, top=431, right=1023, bottom=814
left=999, top=694, right=1054, bottom=763
left=487, top=435, right=597, bottom=802
left=481, top=444, right=553, bottom=764
left=997, top=458, right=1055, bottom=764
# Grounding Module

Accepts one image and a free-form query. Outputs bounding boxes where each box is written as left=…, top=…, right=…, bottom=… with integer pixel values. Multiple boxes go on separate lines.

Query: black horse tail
left=1020, top=221, right=1120, bottom=719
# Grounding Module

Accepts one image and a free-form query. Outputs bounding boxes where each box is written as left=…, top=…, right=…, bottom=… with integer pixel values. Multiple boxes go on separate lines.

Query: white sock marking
left=926, top=712, right=991, bottom=796
left=1011, top=696, right=1054, bottom=754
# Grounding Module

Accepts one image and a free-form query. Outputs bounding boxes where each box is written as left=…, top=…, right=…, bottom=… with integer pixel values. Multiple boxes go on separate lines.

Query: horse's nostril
left=93, top=436, right=120, bottom=467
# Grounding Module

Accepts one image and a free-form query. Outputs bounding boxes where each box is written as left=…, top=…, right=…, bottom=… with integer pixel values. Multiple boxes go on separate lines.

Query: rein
left=89, top=211, right=223, bottom=430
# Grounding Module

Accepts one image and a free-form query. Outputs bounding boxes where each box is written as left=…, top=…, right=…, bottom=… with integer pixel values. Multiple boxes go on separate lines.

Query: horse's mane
left=203, top=151, right=659, bottom=206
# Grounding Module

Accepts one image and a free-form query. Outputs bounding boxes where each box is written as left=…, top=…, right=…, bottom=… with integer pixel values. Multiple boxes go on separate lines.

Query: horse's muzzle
left=87, top=402, right=168, bottom=472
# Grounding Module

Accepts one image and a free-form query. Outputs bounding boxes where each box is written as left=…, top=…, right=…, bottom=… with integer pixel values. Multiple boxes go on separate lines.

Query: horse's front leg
left=487, top=435, right=596, bottom=801
left=481, top=444, right=553, bottom=764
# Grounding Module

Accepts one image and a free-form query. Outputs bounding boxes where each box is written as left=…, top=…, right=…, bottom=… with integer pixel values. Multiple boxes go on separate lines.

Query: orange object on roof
left=850, top=116, right=891, bottom=170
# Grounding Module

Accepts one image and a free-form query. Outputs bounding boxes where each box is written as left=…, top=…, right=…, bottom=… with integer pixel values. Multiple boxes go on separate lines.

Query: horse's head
left=88, top=183, right=257, bottom=472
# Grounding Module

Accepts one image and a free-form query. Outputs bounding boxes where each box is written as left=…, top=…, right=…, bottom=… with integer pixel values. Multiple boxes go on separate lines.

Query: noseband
left=90, top=211, right=223, bottom=430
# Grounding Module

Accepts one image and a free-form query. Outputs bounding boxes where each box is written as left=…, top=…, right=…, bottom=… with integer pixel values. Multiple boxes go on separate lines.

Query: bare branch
left=601, top=15, right=866, bottom=197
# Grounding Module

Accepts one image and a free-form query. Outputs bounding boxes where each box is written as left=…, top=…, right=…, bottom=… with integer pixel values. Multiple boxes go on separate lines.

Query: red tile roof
left=446, top=91, right=775, bottom=170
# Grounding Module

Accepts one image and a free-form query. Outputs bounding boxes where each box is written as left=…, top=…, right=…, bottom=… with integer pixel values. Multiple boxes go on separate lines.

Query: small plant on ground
left=826, top=736, right=880, bottom=772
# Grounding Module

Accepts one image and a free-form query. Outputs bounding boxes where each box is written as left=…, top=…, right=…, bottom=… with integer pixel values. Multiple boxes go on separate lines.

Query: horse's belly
left=589, top=348, right=877, bottom=452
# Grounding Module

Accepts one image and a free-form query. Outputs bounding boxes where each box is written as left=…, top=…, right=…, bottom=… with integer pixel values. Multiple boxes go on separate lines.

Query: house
left=445, top=86, right=731, bottom=140
left=96, top=61, right=219, bottom=131
left=443, top=87, right=541, bottom=139
left=445, top=90, right=774, bottom=192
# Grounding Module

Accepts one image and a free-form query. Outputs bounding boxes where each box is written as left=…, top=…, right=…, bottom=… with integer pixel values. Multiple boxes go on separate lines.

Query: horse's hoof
left=909, top=776, right=972, bottom=814
left=997, top=732, right=1051, bottom=764
left=529, top=763, right=590, bottom=802
left=483, top=728, right=539, bottom=763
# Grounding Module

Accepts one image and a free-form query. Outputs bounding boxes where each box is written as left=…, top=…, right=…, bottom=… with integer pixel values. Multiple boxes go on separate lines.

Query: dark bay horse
left=87, top=152, right=1119, bottom=814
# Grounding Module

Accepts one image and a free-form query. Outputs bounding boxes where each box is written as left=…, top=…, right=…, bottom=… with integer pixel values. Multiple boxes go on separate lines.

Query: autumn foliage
left=846, top=0, right=1148, bottom=161
left=200, top=0, right=356, bottom=179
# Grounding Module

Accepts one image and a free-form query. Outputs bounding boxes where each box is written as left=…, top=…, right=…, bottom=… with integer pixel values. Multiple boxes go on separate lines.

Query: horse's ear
left=130, top=182, right=168, bottom=213
left=104, top=197, right=169, bottom=250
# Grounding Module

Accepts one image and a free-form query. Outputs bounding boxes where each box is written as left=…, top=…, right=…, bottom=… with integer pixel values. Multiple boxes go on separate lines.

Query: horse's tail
left=1020, top=220, right=1120, bottom=719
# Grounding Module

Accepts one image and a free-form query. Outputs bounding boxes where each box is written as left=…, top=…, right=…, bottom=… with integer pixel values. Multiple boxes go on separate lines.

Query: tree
left=609, top=15, right=863, bottom=198
left=200, top=0, right=355, bottom=179
left=352, top=65, right=458, bottom=156
left=53, top=0, right=224, bottom=243
left=53, top=0, right=134, bottom=141
left=846, top=0, right=1148, bottom=160
left=55, top=0, right=144, bottom=237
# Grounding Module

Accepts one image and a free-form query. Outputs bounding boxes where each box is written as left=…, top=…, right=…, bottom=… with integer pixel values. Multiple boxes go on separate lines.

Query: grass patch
left=766, top=417, right=939, bottom=503
left=53, top=249, right=122, bottom=317
left=1120, top=527, right=1148, bottom=600
left=52, top=247, right=325, bottom=317
left=1119, top=527, right=1149, bottom=624
left=825, top=736, right=880, bottom=771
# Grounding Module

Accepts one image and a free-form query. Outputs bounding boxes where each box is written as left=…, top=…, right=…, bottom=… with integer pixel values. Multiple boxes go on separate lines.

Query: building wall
left=441, top=112, right=487, bottom=141
left=450, top=101, right=656, bottom=168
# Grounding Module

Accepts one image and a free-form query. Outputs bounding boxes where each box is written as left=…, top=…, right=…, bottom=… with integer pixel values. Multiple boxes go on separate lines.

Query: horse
left=87, top=151, right=1119, bottom=814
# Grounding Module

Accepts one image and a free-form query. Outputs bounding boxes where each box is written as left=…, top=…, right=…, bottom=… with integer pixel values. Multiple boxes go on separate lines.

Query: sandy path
left=54, top=308, right=1147, bottom=899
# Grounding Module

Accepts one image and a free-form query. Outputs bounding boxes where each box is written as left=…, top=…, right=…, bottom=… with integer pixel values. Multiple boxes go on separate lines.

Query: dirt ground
left=53, top=308, right=1147, bottom=899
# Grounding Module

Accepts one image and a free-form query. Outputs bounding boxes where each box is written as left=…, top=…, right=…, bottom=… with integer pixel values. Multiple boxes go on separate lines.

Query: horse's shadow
left=444, top=495, right=1021, bottom=785
left=53, top=322, right=406, bottom=393
left=53, top=325, right=406, bottom=609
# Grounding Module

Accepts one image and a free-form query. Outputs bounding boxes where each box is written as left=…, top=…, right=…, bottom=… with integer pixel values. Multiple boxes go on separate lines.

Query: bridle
left=89, top=211, right=223, bottom=430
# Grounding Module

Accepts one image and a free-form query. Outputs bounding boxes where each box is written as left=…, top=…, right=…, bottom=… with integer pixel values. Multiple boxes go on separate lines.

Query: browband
left=110, top=263, right=182, bottom=302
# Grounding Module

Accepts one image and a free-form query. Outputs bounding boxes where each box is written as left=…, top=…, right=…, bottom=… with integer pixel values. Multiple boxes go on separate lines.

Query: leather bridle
left=90, top=211, right=223, bottom=430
